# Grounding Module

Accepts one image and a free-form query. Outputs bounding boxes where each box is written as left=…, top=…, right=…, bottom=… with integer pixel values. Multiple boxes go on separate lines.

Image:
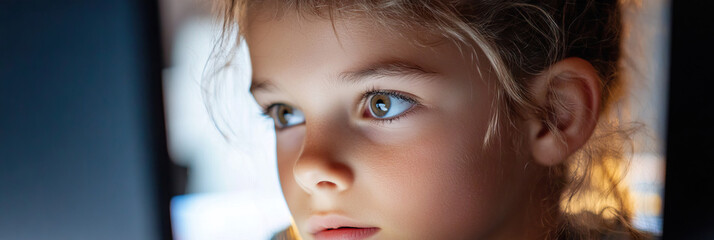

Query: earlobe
left=527, top=57, right=602, bottom=166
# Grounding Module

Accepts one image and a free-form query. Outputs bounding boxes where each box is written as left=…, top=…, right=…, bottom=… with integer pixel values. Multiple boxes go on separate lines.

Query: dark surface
left=663, top=1, right=714, bottom=239
left=0, top=0, right=172, bottom=239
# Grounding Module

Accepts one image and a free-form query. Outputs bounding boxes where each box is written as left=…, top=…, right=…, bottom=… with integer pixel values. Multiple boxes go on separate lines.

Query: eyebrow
left=249, top=60, right=436, bottom=94
left=339, top=60, right=437, bottom=83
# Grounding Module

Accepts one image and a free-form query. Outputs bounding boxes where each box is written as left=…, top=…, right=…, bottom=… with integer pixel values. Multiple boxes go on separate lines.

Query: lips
left=313, top=227, right=379, bottom=240
left=306, top=214, right=380, bottom=240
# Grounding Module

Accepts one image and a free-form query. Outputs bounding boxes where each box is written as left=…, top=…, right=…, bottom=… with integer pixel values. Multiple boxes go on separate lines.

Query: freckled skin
left=247, top=11, right=554, bottom=240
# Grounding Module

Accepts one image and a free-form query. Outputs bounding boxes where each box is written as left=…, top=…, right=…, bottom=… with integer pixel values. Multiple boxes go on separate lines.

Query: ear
left=527, top=57, right=602, bottom=166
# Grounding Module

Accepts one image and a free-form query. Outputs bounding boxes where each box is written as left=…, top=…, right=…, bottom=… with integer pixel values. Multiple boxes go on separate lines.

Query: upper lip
left=306, top=214, right=378, bottom=234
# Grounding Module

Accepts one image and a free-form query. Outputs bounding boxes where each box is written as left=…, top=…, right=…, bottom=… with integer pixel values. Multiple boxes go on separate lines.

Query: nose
left=293, top=123, right=354, bottom=194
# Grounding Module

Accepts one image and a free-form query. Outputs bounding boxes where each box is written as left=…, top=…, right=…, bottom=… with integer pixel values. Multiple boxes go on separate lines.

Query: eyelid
left=362, top=89, right=419, bottom=105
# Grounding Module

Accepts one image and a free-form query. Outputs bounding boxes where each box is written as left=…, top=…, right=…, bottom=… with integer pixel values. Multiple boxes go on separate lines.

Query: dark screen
left=663, top=1, right=714, bottom=239
left=0, top=0, right=171, bottom=239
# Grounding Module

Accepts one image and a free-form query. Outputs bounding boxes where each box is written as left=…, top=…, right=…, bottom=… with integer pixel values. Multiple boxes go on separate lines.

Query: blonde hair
left=211, top=0, right=647, bottom=239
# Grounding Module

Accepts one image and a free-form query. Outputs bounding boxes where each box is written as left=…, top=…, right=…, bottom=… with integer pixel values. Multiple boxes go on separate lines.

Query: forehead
left=244, top=10, right=465, bottom=85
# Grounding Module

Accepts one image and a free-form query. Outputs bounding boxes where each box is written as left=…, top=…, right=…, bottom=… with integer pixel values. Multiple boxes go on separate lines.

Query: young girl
left=211, top=0, right=649, bottom=239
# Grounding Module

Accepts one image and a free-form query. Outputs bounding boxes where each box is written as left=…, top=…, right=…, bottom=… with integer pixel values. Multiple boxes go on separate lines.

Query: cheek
left=275, top=128, right=306, bottom=212
left=358, top=113, right=512, bottom=238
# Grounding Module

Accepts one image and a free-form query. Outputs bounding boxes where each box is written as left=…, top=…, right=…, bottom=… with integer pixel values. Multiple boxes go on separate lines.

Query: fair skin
left=247, top=10, right=601, bottom=240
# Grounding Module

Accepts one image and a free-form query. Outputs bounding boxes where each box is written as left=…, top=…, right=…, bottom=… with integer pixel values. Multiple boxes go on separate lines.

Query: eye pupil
left=370, top=94, right=391, bottom=117
left=268, top=103, right=305, bottom=129
left=376, top=101, right=387, bottom=111
left=277, top=105, right=293, bottom=126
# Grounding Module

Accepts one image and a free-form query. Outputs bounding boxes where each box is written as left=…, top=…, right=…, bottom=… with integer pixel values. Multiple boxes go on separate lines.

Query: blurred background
left=157, top=0, right=291, bottom=239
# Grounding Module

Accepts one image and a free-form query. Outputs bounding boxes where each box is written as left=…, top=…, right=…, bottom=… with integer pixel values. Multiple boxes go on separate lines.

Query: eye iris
left=370, top=94, right=391, bottom=117
left=277, top=105, right=293, bottom=126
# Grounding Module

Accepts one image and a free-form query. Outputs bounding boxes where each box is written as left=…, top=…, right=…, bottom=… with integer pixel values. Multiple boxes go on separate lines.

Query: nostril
left=316, top=181, right=337, bottom=189
left=293, top=159, right=353, bottom=193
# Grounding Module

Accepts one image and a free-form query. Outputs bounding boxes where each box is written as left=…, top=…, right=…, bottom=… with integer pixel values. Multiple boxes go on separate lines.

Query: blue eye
left=366, top=92, right=415, bottom=119
left=268, top=104, right=305, bottom=129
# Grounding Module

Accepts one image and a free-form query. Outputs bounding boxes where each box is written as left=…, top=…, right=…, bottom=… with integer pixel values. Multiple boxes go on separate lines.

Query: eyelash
left=259, top=88, right=421, bottom=124
left=261, top=104, right=278, bottom=119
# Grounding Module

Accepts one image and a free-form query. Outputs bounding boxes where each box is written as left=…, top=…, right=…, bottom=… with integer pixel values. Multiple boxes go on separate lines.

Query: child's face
left=248, top=12, right=540, bottom=240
